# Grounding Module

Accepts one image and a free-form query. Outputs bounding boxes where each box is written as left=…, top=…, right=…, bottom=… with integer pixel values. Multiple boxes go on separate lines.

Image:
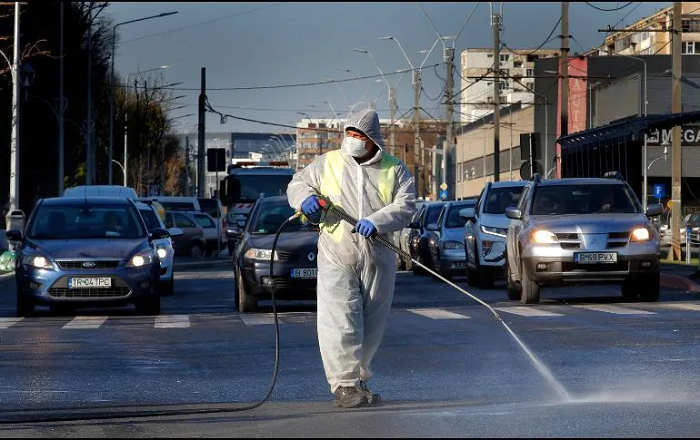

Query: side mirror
left=225, top=226, right=243, bottom=239
left=459, top=207, right=476, bottom=222
left=5, top=229, right=22, bottom=241
left=645, top=203, right=663, bottom=217
left=505, top=207, right=523, bottom=220
left=426, top=223, right=439, bottom=232
left=408, top=221, right=420, bottom=229
left=150, top=228, right=170, bottom=240
left=168, top=227, right=184, bottom=237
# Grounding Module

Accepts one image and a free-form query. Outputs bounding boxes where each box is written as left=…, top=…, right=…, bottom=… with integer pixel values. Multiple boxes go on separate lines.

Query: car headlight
left=127, top=250, right=155, bottom=268
left=631, top=227, right=651, bottom=242
left=481, top=225, right=507, bottom=237
left=244, top=248, right=280, bottom=261
left=531, top=230, right=558, bottom=244
left=443, top=241, right=462, bottom=250
left=22, top=254, right=53, bottom=270
left=156, top=247, right=168, bottom=259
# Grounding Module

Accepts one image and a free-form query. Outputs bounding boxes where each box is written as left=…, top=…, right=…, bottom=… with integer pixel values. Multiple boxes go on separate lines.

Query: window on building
left=487, top=53, right=493, bottom=58
left=640, top=30, right=650, bottom=41
left=682, top=41, right=696, bottom=54
left=499, top=54, right=510, bottom=62
left=526, top=54, right=539, bottom=62
left=526, top=68, right=534, bottom=77
left=457, top=163, right=462, bottom=182
left=499, top=81, right=508, bottom=91
left=513, top=61, right=522, bottom=68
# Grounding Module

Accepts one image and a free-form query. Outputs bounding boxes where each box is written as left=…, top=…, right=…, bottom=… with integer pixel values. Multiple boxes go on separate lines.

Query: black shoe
left=358, top=381, right=381, bottom=405
left=333, top=386, right=367, bottom=408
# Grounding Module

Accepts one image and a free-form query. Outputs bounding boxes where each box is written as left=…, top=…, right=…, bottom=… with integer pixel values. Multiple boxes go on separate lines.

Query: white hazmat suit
left=287, top=109, right=416, bottom=393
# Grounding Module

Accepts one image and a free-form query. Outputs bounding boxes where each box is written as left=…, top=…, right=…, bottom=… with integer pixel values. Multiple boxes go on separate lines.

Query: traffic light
left=207, top=148, right=226, bottom=172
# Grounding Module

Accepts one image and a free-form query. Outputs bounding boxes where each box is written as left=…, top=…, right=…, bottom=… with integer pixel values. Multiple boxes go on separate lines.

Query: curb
left=0, top=271, right=13, bottom=279
left=660, top=273, right=700, bottom=292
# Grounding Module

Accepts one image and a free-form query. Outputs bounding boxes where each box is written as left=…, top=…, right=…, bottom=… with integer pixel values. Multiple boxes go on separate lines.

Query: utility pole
left=669, top=1, right=683, bottom=261
left=58, top=1, right=64, bottom=196
left=86, top=2, right=93, bottom=185
left=413, top=70, right=421, bottom=197
left=184, top=136, right=190, bottom=197
left=8, top=1, right=19, bottom=210
left=559, top=1, right=569, bottom=179
left=197, top=67, right=206, bottom=197
left=389, top=87, right=396, bottom=160
left=492, top=12, right=501, bottom=182
left=443, top=47, right=455, bottom=199
left=123, top=113, right=128, bottom=186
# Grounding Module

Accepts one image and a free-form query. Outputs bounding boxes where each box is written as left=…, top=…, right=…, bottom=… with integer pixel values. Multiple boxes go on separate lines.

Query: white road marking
left=0, top=318, right=22, bottom=329
left=407, top=309, right=470, bottom=320
left=154, top=315, right=190, bottom=329
left=662, top=303, right=700, bottom=313
left=572, top=304, right=656, bottom=315
left=494, top=307, right=563, bottom=317
left=62, top=316, right=108, bottom=329
left=239, top=314, right=277, bottom=326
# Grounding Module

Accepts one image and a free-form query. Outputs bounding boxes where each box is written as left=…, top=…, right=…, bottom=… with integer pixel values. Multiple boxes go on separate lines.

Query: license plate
left=574, top=252, right=617, bottom=264
left=68, top=277, right=112, bottom=289
left=291, top=268, right=317, bottom=279
left=452, top=261, right=466, bottom=268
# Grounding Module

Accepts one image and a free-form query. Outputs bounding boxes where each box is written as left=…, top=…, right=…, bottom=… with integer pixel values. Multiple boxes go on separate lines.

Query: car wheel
left=160, top=275, right=174, bottom=296
left=620, top=280, right=639, bottom=302
left=189, top=242, right=205, bottom=258
left=16, top=293, right=34, bottom=317
left=639, top=274, right=661, bottom=302
left=236, top=267, right=258, bottom=313
left=520, top=259, right=540, bottom=304
left=135, top=294, right=161, bottom=315
left=506, top=263, right=521, bottom=301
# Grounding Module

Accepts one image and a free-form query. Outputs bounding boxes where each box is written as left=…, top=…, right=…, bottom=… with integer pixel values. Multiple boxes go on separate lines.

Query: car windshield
left=138, top=208, right=161, bottom=233
left=250, top=201, right=320, bottom=234
left=445, top=203, right=475, bottom=228
left=193, top=214, right=217, bottom=228
left=531, top=184, right=639, bottom=216
left=483, top=187, right=525, bottom=214
left=229, top=175, right=293, bottom=203
left=28, top=204, right=146, bottom=239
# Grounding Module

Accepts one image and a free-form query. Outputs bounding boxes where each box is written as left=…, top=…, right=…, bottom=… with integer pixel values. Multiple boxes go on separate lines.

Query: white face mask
left=341, top=136, right=368, bottom=157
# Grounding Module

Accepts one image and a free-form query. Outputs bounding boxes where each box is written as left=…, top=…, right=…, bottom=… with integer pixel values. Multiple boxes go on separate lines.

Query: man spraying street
left=287, top=108, right=416, bottom=408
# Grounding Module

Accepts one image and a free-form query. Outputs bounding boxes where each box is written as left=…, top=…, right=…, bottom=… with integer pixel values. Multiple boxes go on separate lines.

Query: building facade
left=596, top=3, right=700, bottom=56
left=459, top=47, right=559, bottom=124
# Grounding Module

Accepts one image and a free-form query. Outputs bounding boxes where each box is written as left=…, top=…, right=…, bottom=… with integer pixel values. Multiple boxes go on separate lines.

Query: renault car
left=505, top=174, right=663, bottom=304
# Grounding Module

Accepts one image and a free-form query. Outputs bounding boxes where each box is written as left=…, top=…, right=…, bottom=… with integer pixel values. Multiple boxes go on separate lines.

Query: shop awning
left=557, top=110, right=700, bottom=153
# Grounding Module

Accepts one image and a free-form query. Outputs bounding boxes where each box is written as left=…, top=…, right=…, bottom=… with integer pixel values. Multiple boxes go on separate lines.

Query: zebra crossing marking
left=62, top=316, right=108, bottom=329
left=0, top=317, right=22, bottom=329
left=407, top=309, right=470, bottom=320
left=494, top=306, right=564, bottom=317
left=662, top=303, right=700, bottom=313
left=572, top=304, right=657, bottom=315
left=154, top=315, right=190, bottom=329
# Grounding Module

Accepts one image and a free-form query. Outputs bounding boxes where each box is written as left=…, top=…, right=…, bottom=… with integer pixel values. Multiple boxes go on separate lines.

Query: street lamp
left=109, top=10, right=178, bottom=185
left=337, top=67, right=372, bottom=107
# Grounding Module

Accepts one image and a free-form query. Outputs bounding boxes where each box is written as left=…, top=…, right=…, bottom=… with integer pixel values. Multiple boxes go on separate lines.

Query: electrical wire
left=584, top=2, right=634, bottom=12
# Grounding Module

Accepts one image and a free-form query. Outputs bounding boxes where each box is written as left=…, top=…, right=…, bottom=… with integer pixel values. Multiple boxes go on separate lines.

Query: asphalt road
left=1, top=264, right=700, bottom=437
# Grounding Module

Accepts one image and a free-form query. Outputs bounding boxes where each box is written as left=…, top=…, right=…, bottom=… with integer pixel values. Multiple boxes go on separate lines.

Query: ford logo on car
left=82, top=261, right=96, bottom=268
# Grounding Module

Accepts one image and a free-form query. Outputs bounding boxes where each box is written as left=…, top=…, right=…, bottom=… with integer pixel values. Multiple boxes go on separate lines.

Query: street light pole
left=8, top=2, right=20, bottom=210
left=109, top=11, right=178, bottom=184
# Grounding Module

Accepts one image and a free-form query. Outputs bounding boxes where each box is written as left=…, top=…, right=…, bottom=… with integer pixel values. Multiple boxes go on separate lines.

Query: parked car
left=163, top=211, right=207, bottom=258
left=505, top=174, right=663, bottom=304
left=135, top=201, right=182, bottom=295
left=8, top=197, right=164, bottom=316
left=64, top=185, right=138, bottom=199
left=408, top=201, right=446, bottom=275
left=398, top=201, right=425, bottom=271
left=197, top=197, right=227, bottom=248
left=231, top=196, right=320, bottom=313
left=426, top=200, right=477, bottom=280
left=462, top=181, right=527, bottom=288
left=189, top=211, right=223, bottom=256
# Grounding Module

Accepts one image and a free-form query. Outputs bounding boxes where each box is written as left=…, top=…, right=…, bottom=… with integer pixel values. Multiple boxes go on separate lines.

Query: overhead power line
left=584, top=2, right=634, bottom=12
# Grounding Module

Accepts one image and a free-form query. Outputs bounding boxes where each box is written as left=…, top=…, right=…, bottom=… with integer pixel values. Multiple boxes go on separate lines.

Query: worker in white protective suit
left=287, top=108, right=416, bottom=408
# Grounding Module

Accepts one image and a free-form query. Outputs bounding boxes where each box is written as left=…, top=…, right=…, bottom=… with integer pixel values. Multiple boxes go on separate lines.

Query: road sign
left=653, top=184, right=666, bottom=199
left=440, top=183, right=447, bottom=191
left=439, top=189, right=448, bottom=200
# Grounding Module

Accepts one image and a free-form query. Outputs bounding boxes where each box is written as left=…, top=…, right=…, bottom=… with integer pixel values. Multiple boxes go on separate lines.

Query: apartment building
left=459, top=47, right=559, bottom=124
left=596, top=2, right=700, bottom=56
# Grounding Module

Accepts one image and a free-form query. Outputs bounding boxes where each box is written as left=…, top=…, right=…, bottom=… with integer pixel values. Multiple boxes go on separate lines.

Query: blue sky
left=108, top=2, right=668, bottom=134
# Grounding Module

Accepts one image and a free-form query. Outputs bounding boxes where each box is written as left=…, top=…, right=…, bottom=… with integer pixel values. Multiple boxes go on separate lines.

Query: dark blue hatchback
left=6, top=197, right=167, bottom=316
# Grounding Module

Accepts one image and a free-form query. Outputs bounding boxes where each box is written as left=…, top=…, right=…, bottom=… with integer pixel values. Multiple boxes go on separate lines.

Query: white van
left=64, top=185, right=138, bottom=199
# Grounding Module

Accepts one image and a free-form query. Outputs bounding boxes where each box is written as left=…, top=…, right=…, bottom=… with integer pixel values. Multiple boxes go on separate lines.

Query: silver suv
left=462, top=181, right=527, bottom=288
left=505, top=174, right=663, bottom=304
